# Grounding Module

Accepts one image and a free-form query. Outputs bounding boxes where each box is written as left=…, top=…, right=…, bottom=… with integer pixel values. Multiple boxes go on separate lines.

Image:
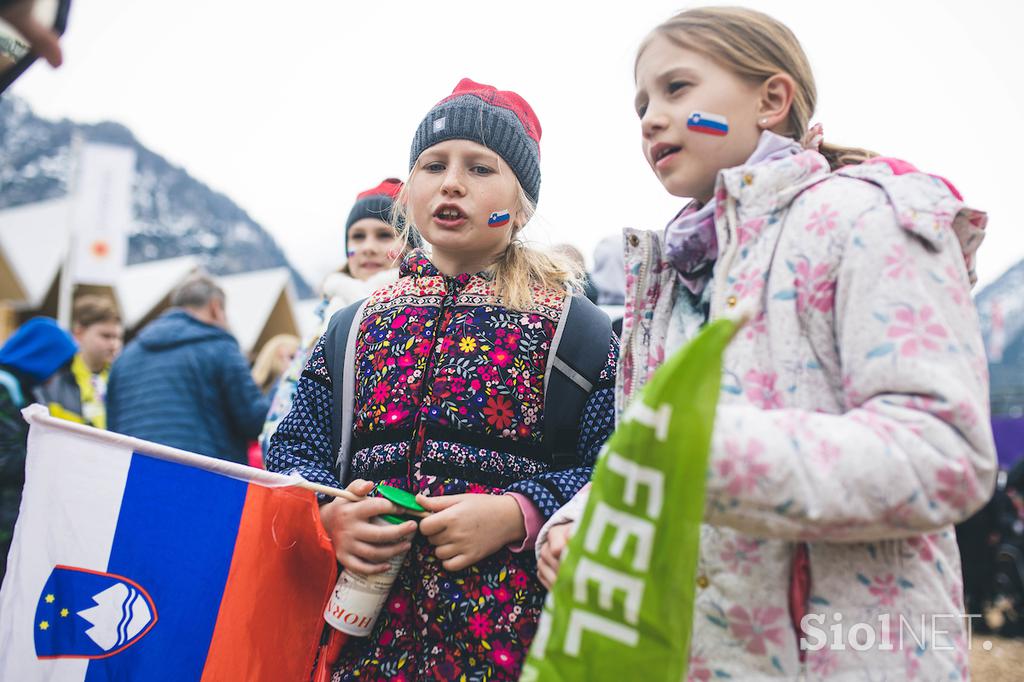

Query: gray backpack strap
left=543, top=294, right=613, bottom=468
left=323, top=298, right=369, bottom=485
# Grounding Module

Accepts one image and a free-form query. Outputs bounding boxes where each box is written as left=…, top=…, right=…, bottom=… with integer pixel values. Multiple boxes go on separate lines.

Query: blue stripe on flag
left=84, top=452, right=248, bottom=682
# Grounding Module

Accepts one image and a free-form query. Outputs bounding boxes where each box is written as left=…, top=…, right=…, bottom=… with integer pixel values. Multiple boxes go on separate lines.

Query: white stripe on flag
left=0, top=409, right=134, bottom=681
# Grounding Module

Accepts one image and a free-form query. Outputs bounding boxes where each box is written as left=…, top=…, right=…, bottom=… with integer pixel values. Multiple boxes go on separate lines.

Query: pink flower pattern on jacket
left=743, top=369, right=784, bottom=409
left=717, top=437, right=770, bottom=496
left=886, top=305, right=949, bottom=356
left=804, top=203, right=838, bottom=236
left=793, top=257, right=836, bottom=314
left=726, top=605, right=786, bottom=655
left=884, top=244, right=916, bottom=280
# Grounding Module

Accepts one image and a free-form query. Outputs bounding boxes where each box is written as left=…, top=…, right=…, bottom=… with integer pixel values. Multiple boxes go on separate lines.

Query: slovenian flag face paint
left=686, top=111, right=729, bottom=137
left=488, top=210, right=511, bottom=228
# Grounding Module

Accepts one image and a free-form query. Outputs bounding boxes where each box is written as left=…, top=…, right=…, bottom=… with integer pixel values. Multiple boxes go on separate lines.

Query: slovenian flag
left=686, top=111, right=729, bottom=137
left=0, top=405, right=337, bottom=681
left=488, top=210, right=511, bottom=228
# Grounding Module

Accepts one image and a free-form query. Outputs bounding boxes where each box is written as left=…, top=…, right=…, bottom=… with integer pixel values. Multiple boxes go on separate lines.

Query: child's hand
left=319, top=479, right=416, bottom=575
left=538, top=521, right=574, bottom=589
left=416, top=493, right=526, bottom=571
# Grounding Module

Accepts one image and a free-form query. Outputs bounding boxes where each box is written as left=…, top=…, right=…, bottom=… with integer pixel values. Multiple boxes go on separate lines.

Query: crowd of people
left=0, top=5, right=1002, bottom=680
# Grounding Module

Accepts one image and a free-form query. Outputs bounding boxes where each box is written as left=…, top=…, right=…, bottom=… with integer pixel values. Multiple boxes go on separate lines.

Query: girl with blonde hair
left=538, top=7, right=994, bottom=679
left=269, top=78, right=617, bottom=680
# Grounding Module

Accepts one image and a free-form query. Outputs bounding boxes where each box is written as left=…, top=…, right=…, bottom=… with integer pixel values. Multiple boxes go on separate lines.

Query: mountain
left=976, top=262, right=1024, bottom=416
left=0, top=97, right=311, bottom=298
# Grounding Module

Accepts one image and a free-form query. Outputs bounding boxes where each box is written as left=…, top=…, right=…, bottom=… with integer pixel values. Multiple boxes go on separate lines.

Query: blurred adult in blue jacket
left=107, top=274, right=270, bottom=464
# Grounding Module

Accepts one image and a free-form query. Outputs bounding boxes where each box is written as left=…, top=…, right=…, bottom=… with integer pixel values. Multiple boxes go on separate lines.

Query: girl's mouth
left=433, top=204, right=468, bottom=228
left=651, top=143, right=682, bottom=169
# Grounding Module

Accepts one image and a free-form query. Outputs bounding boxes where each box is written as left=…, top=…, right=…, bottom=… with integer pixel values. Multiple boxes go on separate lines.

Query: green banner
left=522, top=318, right=739, bottom=682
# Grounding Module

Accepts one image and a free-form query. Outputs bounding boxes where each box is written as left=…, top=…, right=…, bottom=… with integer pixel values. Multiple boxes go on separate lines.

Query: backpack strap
left=323, top=298, right=369, bottom=485
left=543, top=294, right=613, bottom=468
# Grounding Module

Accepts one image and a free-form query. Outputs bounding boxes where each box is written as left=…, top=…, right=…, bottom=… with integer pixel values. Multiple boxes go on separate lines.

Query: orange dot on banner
left=90, top=240, right=110, bottom=258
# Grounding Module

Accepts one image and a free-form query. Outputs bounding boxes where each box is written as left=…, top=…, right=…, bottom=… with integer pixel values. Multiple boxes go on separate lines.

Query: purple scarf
left=665, top=131, right=804, bottom=294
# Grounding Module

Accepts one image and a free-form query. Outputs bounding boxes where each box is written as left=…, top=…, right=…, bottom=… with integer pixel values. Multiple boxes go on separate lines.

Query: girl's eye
left=667, top=81, right=691, bottom=94
left=424, top=162, right=445, bottom=172
left=471, top=165, right=494, bottom=175
left=350, top=233, right=365, bottom=242
left=637, top=104, right=648, bottom=119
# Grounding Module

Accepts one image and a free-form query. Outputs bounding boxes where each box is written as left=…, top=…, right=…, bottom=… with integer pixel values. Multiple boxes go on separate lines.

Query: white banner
left=69, top=144, right=136, bottom=286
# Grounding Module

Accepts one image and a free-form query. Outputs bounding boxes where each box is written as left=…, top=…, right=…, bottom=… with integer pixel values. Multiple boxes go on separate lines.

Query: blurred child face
left=635, top=33, right=764, bottom=203
left=408, top=139, right=521, bottom=269
left=274, top=339, right=299, bottom=374
left=74, top=320, right=123, bottom=371
left=347, top=219, right=401, bottom=281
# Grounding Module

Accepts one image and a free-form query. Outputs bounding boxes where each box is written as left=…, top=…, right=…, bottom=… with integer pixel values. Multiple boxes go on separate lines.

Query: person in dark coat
left=0, top=317, right=77, bottom=580
left=106, top=274, right=270, bottom=464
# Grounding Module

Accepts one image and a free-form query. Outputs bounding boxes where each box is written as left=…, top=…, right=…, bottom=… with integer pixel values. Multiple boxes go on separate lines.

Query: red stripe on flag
left=200, top=484, right=337, bottom=682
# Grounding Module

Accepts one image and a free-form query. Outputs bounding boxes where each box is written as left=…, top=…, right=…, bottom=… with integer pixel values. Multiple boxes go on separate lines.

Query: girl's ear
left=757, top=73, right=796, bottom=130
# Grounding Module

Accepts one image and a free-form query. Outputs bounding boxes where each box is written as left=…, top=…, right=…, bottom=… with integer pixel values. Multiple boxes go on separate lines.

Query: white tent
left=115, top=255, right=200, bottom=330
left=0, top=197, right=70, bottom=308
left=219, top=268, right=299, bottom=357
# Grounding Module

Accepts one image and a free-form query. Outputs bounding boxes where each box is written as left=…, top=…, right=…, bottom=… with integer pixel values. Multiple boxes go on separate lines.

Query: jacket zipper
left=406, top=278, right=456, bottom=489
left=623, top=231, right=652, bottom=411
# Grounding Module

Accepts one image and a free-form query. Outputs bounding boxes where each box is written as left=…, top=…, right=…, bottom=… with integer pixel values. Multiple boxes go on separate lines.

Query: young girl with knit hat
left=259, top=179, right=408, bottom=458
left=536, top=7, right=995, bottom=679
left=269, top=79, right=617, bottom=680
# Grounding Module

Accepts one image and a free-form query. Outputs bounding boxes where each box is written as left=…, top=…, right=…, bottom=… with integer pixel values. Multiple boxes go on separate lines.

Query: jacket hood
left=0, top=317, right=77, bottom=381
left=720, top=151, right=987, bottom=289
left=834, top=158, right=987, bottom=287
left=135, top=309, right=233, bottom=351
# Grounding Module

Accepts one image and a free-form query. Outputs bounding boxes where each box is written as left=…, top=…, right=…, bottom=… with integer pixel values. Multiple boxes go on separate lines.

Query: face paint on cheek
left=346, top=250, right=356, bottom=259
left=686, top=111, right=729, bottom=137
left=487, top=210, right=511, bottom=228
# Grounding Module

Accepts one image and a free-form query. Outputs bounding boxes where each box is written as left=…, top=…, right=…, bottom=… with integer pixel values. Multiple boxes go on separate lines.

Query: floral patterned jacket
left=268, top=251, right=617, bottom=520
left=539, top=152, right=996, bottom=679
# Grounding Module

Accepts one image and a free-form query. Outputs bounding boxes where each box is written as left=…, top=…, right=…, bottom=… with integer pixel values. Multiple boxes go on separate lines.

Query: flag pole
left=293, top=480, right=430, bottom=517
left=21, top=405, right=429, bottom=516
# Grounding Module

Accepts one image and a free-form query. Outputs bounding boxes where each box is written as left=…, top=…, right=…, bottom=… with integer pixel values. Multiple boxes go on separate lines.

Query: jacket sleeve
left=265, top=336, right=341, bottom=489
left=218, top=342, right=272, bottom=441
left=703, top=200, right=997, bottom=542
left=506, top=335, right=618, bottom=519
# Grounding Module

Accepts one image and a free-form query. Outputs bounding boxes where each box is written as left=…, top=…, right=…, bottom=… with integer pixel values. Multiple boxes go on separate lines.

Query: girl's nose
left=641, top=104, right=669, bottom=140
left=440, top=168, right=466, bottom=196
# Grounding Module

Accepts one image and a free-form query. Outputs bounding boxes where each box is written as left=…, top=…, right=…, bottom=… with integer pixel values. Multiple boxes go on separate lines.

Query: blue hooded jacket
left=106, top=310, right=270, bottom=464
left=0, top=318, right=77, bottom=387
left=0, top=317, right=77, bottom=408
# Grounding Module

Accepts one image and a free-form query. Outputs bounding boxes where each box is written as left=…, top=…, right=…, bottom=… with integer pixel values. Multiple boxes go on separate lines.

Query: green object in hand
left=375, top=484, right=426, bottom=513
left=521, top=317, right=740, bottom=682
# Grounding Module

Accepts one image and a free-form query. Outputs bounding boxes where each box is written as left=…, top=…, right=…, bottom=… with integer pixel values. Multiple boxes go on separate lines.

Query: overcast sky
left=10, top=0, right=1024, bottom=293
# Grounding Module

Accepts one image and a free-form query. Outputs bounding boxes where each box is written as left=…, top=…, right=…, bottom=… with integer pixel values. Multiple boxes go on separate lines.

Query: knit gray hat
left=409, top=78, right=542, bottom=203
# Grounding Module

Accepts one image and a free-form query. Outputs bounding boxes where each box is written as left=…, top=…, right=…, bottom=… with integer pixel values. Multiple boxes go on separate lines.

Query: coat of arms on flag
left=35, top=566, right=157, bottom=659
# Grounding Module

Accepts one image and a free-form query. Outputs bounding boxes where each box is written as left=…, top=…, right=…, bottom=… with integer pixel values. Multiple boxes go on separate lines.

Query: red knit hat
left=355, top=178, right=403, bottom=202
left=409, top=78, right=542, bottom=202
